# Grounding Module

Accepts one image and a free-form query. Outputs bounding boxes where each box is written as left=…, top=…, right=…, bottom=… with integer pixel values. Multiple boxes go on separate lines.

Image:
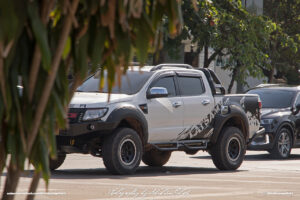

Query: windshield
left=76, top=70, right=153, bottom=95
left=247, top=89, right=296, bottom=108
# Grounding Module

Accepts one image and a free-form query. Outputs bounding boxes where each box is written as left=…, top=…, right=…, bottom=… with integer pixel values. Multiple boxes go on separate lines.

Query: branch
left=27, top=0, right=80, bottom=153
left=28, top=46, right=41, bottom=102
left=0, top=42, right=7, bottom=107
left=207, top=48, right=223, bottom=66
left=28, top=0, right=55, bottom=102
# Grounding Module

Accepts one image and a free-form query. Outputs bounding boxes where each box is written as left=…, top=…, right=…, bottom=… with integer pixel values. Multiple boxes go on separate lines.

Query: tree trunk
left=268, top=66, right=274, bottom=83
left=203, top=45, right=209, bottom=68
left=26, top=171, right=41, bottom=200
left=2, top=160, right=21, bottom=200
left=228, top=64, right=239, bottom=94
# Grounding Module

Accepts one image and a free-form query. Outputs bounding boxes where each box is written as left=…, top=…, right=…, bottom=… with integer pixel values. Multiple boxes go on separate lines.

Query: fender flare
left=106, top=105, right=148, bottom=144
left=210, top=104, right=249, bottom=144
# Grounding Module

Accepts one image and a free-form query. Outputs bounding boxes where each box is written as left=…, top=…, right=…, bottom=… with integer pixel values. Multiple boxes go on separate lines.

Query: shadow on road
left=3, top=165, right=243, bottom=180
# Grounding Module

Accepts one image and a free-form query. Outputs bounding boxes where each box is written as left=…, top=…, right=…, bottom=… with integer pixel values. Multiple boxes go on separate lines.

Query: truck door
left=176, top=72, right=215, bottom=140
left=146, top=73, right=184, bottom=142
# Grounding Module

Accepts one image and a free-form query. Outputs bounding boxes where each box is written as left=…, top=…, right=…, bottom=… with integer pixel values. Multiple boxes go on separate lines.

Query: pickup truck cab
left=52, top=64, right=265, bottom=174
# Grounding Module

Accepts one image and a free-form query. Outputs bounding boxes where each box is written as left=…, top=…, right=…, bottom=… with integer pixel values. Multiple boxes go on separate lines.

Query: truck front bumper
left=59, top=121, right=117, bottom=137
left=56, top=121, right=117, bottom=154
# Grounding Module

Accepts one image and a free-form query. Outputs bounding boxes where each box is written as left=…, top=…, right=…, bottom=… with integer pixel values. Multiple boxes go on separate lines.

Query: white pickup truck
left=51, top=64, right=265, bottom=174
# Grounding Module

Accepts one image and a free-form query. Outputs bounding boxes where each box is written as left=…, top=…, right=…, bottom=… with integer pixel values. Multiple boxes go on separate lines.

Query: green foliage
left=164, top=0, right=279, bottom=90
left=0, top=0, right=183, bottom=198
left=263, top=0, right=300, bottom=84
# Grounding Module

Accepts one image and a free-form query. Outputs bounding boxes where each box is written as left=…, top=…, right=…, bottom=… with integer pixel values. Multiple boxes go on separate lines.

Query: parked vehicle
left=51, top=64, right=265, bottom=174
left=247, top=85, right=300, bottom=158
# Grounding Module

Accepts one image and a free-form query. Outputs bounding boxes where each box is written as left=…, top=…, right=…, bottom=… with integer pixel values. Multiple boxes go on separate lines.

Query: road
left=2, top=149, right=300, bottom=200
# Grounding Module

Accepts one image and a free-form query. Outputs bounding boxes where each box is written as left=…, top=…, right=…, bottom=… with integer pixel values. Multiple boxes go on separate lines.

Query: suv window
left=295, top=93, right=300, bottom=105
left=178, top=76, right=205, bottom=96
left=152, top=76, right=176, bottom=97
left=247, top=89, right=296, bottom=108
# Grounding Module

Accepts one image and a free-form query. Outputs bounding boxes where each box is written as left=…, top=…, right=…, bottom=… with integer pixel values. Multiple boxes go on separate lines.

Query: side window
left=295, top=93, right=300, bottom=105
left=152, top=76, right=176, bottom=97
left=178, top=76, right=205, bottom=96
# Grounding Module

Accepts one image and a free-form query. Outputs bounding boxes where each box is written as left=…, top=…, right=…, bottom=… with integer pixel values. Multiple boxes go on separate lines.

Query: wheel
left=49, top=154, right=66, bottom=170
left=102, top=128, right=143, bottom=175
left=142, top=149, right=172, bottom=167
left=211, top=126, right=246, bottom=170
left=270, top=128, right=292, bottom=159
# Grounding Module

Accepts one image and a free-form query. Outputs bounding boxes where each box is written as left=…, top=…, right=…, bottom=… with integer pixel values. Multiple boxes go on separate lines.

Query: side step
left=151, top=140, right=209, bottom=151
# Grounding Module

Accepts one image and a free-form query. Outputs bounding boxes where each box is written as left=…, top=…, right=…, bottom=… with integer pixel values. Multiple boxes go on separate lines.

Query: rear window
left=178, top=77, right=205, bottom=96
left=77, top=70, right=153, bottom=95
left=247, top=89, right=296, bottom=108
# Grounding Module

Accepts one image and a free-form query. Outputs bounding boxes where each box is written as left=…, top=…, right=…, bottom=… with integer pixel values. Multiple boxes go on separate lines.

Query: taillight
left=258, top=101, right=262, bottom=109
left=258, top=96, right=262, bottom=109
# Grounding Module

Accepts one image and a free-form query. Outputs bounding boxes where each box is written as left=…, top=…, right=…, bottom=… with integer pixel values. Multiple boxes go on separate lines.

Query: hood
left=69, top=92, right=133, bottom=108
left=261, top=108, right=291, bottom=119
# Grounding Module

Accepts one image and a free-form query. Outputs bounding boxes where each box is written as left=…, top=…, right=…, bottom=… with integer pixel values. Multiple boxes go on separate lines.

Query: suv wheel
left=211, top=127, right=245, bottom=170
left=142, top=149, right=172, bottom=167
left=102, top=128, right=142, bottom=175
left=270, top=128, right=292, bottom=159
left=49, top=154, right=66, bottom=170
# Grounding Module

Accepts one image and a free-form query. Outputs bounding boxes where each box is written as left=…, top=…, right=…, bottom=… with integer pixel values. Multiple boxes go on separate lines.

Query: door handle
left=202, top=100, right=210, bottom=105
left=172, top=102, right=182, bottom=108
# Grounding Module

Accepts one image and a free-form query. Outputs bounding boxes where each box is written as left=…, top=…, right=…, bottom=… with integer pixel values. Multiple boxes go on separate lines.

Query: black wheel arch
left=106, top=105, right=148, bottom=145
left=210, top=104, right=249, bottom=144
left=272, top=122, right=295, bottom=147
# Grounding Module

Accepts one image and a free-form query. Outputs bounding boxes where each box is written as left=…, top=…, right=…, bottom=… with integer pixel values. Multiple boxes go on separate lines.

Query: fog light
left=88, top=124, right=95, bottom=130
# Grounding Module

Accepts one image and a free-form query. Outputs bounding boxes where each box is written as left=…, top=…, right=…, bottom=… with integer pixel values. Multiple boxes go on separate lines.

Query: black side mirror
left=147, top=87, right=168, bottom=99
left=215, top=84, right=226, bottom=95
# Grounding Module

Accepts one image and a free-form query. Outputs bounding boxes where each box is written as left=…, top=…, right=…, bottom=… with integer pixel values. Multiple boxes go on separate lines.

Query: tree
left=162, top=0, right=276, bottom=93
left=0, top=1, right=183, bottom=200
left=263, top=0, right=300, bottom=84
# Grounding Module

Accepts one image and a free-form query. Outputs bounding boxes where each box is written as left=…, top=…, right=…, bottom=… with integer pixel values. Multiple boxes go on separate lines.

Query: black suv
left=247, top=85, right=300, bottom=158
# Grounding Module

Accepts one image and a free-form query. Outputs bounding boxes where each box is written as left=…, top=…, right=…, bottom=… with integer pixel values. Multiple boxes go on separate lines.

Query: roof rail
left=150, top=63, right=193, bottom=71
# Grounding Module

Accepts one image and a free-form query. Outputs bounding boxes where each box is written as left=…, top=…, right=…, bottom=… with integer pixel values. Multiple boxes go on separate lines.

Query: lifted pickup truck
left=51, top=64, right=265, bottom=174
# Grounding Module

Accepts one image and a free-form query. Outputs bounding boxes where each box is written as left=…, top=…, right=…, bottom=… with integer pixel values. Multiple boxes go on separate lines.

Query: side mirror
left=147, top=87, right=168, bottom=99
left=215, top=84, right=226, bottom=95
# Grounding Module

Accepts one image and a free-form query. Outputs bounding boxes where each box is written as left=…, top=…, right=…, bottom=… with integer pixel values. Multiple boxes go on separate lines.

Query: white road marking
left=150, top=176, right=300, bottom=185
left=88, top=191, right=255, bottom=200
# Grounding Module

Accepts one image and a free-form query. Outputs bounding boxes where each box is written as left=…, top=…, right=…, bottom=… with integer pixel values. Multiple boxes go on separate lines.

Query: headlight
left=261, top=119, right=274, bottom=124
left=82, top=108, right=108, bottom=121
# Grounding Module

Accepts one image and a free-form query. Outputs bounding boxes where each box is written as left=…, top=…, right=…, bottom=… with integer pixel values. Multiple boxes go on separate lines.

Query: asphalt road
left=2, top=149, right=300, bottom=200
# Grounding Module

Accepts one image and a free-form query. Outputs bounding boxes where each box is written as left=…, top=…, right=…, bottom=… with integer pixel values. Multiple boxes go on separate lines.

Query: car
left=247, top=85, right=300, bottom=158
left=50, top=64, right=265, bottom=174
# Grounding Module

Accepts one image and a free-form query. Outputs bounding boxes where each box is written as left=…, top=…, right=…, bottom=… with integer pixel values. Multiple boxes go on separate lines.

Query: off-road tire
left=142, top=149, right=172, bottom=167
left=49, top=154, right=66, bottom=170
left=270, top=128, right=292, bottom=159
left=102, top=128, right=143, bottom=175
left=211, top=126, right=246, bottom=170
